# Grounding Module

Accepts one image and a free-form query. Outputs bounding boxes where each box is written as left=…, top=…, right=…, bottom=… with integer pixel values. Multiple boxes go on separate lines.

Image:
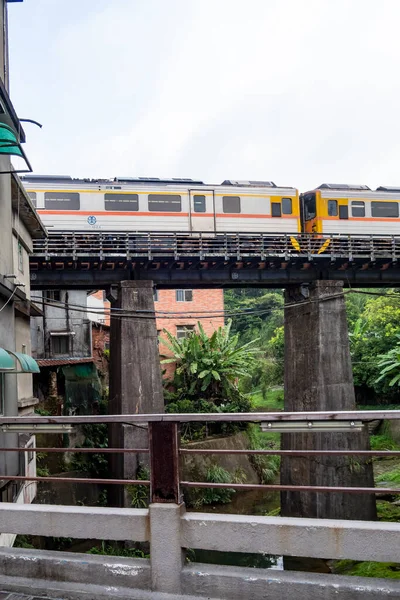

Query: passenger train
left=21, top=175, right=400, bottom=236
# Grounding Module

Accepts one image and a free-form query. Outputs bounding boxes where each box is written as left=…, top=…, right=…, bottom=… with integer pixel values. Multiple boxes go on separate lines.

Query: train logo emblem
left=87, top=215, right=97, bottom=225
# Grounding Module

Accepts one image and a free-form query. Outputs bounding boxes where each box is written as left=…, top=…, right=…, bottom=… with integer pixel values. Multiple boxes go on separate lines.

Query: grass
left=251, top=388, right=284, bottom=411
left=370, top=434, right=400, bottom=451
left=334, top=559, right=400, bottom=579
left=376, top=469, right=400, bottom=485
left=377, top=500, right=400, bottom=522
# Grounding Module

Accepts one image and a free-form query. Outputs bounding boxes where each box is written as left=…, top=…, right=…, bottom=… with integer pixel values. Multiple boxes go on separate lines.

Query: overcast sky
left=7, top=0, right=400, bottom=190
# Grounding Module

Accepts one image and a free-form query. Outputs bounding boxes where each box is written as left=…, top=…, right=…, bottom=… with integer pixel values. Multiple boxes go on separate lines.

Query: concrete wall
left=31, top=289, right=92, bottom=359
left=15, top=315, right=33, bottom=401
left=0, top=504, right=398, bottom=599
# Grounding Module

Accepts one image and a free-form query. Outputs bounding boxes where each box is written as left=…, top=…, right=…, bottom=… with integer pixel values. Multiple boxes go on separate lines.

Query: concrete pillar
left=150, top=503, right=185, bottom=594
left=281, top=281, right=376, bottom=521
left=108, top=281, right=164, bottom=506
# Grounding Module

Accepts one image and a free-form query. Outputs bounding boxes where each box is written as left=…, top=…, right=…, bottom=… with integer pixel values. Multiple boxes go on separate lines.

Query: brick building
left=155, top=288, right=225, bottom=378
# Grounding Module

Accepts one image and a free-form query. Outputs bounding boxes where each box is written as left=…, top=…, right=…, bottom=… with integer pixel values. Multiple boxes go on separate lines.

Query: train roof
left=21, top=175, right=295, bottom=189
left=318, top=183, right=371, bottom=191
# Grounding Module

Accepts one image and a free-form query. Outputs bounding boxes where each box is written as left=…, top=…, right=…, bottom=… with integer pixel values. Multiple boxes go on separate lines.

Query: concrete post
left=150, top=503, right=185, bottom=594
left=281, top=281, right=376, bottom=521
left=108, top=281, right=164, bottom=506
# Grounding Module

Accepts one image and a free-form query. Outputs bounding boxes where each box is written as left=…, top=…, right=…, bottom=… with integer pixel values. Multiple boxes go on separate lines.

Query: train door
left=189, top=190, right=216, bottom=232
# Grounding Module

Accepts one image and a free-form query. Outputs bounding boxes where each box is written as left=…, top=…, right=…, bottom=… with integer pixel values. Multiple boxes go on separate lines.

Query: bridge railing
left=32, top=231, right=400, bottom=261
left=0, top=410, right=399, bottom=598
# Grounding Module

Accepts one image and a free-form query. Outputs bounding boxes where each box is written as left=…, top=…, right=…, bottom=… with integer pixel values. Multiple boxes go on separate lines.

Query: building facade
left=0, top=0, right=47, bottom=540
left=155, top=288, right=225, bottom=378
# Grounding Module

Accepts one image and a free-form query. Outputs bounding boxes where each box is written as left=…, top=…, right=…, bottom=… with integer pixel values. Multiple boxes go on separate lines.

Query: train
left=21, top=175, right=400, bottom=236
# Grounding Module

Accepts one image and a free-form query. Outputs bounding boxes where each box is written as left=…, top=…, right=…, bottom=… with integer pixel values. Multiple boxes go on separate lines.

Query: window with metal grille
left=193, top=195, right=206, bottom=213
left=105, top=193, right=139, bottom=211
left=176, top=289, right=193, bottom=302
left=351, top=201, right=365, bottom=217
left=282, top=198, right=292, bottom=215
left=44, top=192, right=80, bottom=210
left=222, top=196, right=241, bottom=213
left=176, top=325, right=195, bottom=339
left=52, top=335, right=70, bottom=356
left=44, top=290, right=61, bottom=302
left=148, top=194, right=181, bottom=212
left=371, top=201, right=399, bottom=218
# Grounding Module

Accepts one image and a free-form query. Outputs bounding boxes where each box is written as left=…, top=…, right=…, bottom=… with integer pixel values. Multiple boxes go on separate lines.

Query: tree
left=160, top=321, right=258, bottom=411
left=349, top=292, right=400, bottom=401
left=376, top=336, right=400, bottom=389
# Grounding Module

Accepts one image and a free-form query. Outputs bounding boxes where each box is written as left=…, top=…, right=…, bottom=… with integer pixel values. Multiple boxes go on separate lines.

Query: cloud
left=7, top=0, right=400, bottom=190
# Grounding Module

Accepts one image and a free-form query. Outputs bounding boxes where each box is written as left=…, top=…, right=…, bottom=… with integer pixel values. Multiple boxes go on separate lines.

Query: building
left=30, top=289, right=110, bottom=412
left=156, top=288, right=225, bottom=378
left=0, top=0, right=47, bottom=540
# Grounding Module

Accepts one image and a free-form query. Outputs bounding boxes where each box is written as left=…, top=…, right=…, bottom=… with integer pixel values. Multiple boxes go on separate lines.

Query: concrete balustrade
left=0, top=502, right=399, bottom=598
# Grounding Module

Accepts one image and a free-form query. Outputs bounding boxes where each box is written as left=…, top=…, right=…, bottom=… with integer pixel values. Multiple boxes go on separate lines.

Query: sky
left=7, top=0, right=400, bottom=191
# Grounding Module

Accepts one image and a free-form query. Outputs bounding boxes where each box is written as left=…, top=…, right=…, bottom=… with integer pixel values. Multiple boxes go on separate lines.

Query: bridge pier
left=281, top=281, right=376, bottom=522
left=108, top=280, right=164, bottom=507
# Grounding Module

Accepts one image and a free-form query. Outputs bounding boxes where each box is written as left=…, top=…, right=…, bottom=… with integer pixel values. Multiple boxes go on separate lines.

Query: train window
left=27, top=191, right=37, bottom=207
left=271, top=202, right=282, bottom=217
left=193, top=195, right=206, bottom=213
left=44, top=192, right=80, bottom=210
left=328, top=200, right=338, bottom=216
left=351, top=201, right=365, bottom=217
left=148, top=194, right=182, bottom=212
left=371, top=201, right=399, bottom=218
left=282, top=198, right=292, bottom=215
left=303, top=193, right=316, bottom=220
left=105, top=193, right=139, bottom=211
left=222, top=196, right=241, bottom=213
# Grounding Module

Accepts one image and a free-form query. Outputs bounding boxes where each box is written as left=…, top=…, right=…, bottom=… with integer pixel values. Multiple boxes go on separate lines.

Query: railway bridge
left=30, top=231, right=400, bottom=288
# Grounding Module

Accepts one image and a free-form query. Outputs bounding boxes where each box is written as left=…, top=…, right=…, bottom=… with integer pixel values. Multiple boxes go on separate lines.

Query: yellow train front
left=301, top=183, right=400, bottom=235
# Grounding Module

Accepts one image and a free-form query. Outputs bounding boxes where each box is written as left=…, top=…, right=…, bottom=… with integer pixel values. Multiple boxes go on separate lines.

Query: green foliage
left=376, top=337, right=400, bottom=388
left=370, top=434, right=400, bottom=451
left=189, top=464, right=246, bottom=507
left=376, top=469, right=400, bottom=485
left=87, top=540, right=149, bottom=559
left=251, top=388, right=284, bottom=411
left=128, top=466, right=150, bottom=509
left=377, top=500, right=400, bottom=522
left=14, top=535, right=34, bottom=549
left=161, top=320, right=258, bottom=404
left=36, top=452, right=50, bottom=477
left=334, top=559, right=400, bottom=579
left=103, top=349, right=110, bottom=359
left=349, top=291, right=400, bottom=401
left=70, top=423, right=108, bottom=477
left=247, top=424, right=280, bottom=484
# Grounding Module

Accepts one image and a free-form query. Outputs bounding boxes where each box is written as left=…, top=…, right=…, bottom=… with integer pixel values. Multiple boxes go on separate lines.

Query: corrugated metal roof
left=36, top=357, right=93, bottom=367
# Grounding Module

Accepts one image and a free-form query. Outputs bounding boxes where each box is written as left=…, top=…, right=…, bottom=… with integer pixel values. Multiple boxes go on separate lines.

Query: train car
left=21, top=175, right=300, bottom=234
left=301, top=184, right=400, bottom=235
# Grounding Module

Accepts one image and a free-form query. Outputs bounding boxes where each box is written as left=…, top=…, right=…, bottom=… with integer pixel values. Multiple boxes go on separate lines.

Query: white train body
left=21, top=176, right=300, bottom=234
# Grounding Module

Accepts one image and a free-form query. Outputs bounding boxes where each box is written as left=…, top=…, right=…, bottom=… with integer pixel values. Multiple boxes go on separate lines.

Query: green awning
left=0, top=349, right=40, bottom=373
left=0, top=348, right=15, bottom=371
left=6, top=350, right=40, bottom=373
left=0, top=123, right=32, bottom=174
left=0, top=123, right=23, bottom=158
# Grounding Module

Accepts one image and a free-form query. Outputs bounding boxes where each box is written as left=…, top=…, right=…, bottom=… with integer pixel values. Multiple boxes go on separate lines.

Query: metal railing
left=31, top=231, right=400, bottom=262
left=1, top=410, right=400, bottom=498
left=0, top=410, right=400, bottom=598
